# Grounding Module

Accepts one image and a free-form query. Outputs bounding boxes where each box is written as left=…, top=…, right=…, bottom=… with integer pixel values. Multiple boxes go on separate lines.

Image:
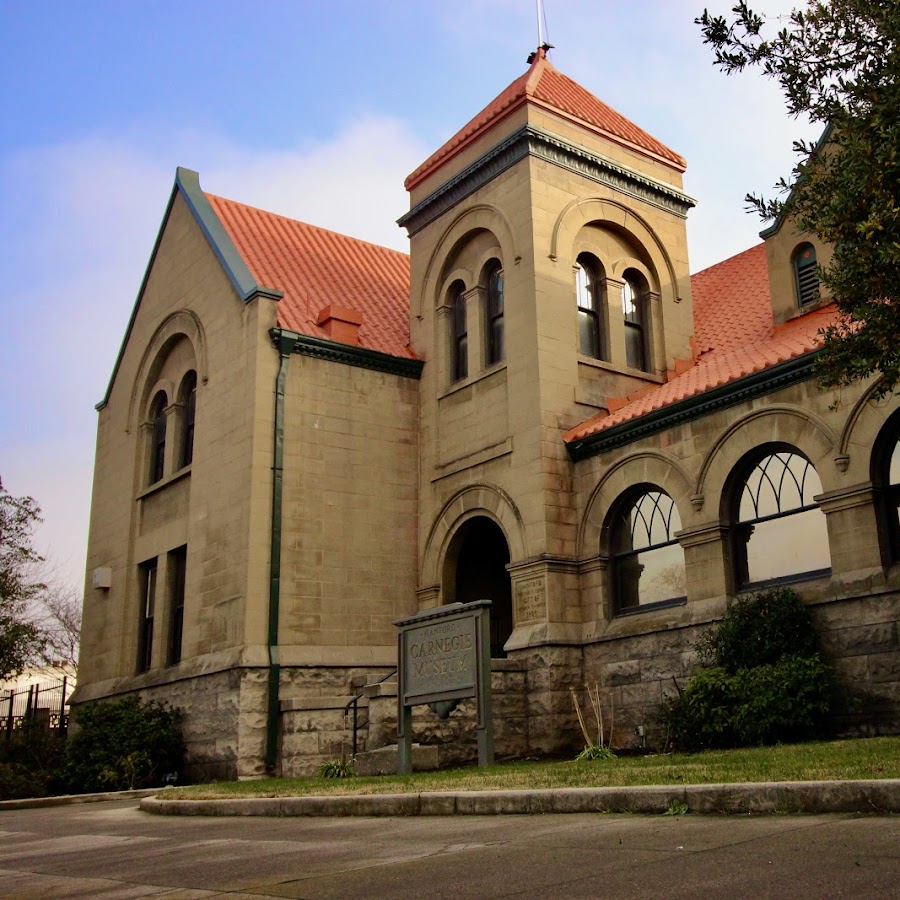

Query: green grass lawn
left=166, top=735, right=900, bottom=800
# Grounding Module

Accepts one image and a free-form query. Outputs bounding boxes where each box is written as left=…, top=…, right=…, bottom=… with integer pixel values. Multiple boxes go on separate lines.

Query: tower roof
left=405, top=47, right=685, bottom=190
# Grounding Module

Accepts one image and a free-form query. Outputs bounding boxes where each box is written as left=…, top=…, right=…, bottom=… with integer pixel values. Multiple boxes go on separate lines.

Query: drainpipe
left=266, top=328, right=294, bottom=773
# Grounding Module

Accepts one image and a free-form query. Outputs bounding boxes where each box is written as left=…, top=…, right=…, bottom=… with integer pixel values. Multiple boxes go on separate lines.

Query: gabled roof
left=565, top=243, right=838, bottom=444
left=207, top=195, right=415, bottom=360
left=406, top=47, right=685, bottom=191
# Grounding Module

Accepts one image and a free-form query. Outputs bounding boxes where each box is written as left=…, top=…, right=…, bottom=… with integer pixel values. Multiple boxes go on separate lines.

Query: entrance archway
left=443, top=516, right=512, bottom=658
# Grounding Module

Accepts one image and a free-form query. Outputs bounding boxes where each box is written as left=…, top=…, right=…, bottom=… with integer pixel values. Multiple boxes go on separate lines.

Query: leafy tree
left=697, top=2, right=900, bottom=392
left=0, top=479, right=47, bottom=680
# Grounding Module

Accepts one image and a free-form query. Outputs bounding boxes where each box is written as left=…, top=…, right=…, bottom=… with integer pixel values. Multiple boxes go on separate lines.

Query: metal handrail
left=343, top=668, right=397, bottom=758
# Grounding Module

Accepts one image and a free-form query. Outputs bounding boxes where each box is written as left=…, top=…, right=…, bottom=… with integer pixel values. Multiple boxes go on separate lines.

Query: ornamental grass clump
left=662, top=587, right=837, bottom=751
left=571, top=683, right=617, bottom=761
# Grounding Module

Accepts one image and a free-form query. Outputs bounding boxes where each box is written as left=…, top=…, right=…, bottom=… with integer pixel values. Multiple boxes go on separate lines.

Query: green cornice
left=271, top=328, right=424, bottom=380
left=397, top=124, right=696, bottom=236
left=566, top=351, right=820, bottom=461
left=96, top=168, right=283, bottom=410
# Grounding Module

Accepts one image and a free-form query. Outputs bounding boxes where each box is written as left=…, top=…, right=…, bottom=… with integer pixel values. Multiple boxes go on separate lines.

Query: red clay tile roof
left=564, top=243, right=838, bottom=443
left=406, top=48, right=685, bottom=190
left=207, top=194, right=415, bottom=359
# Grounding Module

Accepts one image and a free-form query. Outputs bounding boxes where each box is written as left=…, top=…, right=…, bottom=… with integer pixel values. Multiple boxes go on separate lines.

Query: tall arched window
left=872, top=413, right=900, bottom=564
left=178, top=371, right=197, bottom=469
left=148, top=391, right=168, bottom=484
left=575, top=254, right=606, bottom=360
left=731, top=448, right=830, bottom=588
left=622, top=271, right=648, bottom=372
left=449, top=282, right=468, bottom=382
left=793, top=243, right=820, bottom=307
left=484, top=261, right=504, bottom=366
left=610, top=487, right=686, bottom=613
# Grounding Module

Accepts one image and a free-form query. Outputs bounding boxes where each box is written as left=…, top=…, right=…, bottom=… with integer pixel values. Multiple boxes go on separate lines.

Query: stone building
left=74, top=48, right=900, bottom=779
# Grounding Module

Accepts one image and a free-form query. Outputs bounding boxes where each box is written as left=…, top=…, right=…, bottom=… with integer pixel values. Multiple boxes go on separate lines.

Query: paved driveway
left=0, top=799, right=898, bottom=898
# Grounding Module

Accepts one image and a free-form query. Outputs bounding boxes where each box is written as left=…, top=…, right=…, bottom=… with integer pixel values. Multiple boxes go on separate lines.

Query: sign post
left=395, top=600, right=493, bottom=774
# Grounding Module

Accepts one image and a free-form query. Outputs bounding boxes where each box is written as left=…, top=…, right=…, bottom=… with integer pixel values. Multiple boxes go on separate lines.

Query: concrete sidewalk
left=140, top=778, right=900, bottom=817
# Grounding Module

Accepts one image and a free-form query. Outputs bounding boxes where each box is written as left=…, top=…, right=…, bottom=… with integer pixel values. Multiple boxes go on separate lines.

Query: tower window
left=622, top=273, right=648, bottom=372
left=485, top=262, right=505, bottom=366
left=575, top=254, right=606, bottom=360
left=148, top=391, right=168, bottom=484
left=450, top=282, right=468, bottom=382
left=179, top=371, right=197, bottom=469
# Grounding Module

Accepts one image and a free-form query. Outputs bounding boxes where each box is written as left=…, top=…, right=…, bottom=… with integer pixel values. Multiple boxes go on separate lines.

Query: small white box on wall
left=92, top=567, right=112, bottom=590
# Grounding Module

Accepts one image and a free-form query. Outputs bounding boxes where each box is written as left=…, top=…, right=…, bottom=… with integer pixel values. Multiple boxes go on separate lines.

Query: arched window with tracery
left=610, top=486, right=686, bottom=613
left=793, top=243, right=820, bottom=307
left=622, top=270, right=649, bottom=372
left=872, top=412, right=900, bottom=564
left=731, top=447, right=831, bottom=588
left=484, top=260, right=504, bottom=366
left=575, top=253, right=606, bottom=360
left=148, top=391, right=168, bottom=484
left=449, top=281, right=468, bottom=382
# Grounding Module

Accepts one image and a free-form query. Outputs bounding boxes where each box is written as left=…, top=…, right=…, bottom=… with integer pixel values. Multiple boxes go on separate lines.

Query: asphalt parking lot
left=1, top=799, right=899, bottom=898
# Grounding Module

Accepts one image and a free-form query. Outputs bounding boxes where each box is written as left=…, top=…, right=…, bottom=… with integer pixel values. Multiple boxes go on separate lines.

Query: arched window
left=610, top=487, right=686, bottom=613
left=449, top=282, right=468, bottom=382
left=148, top=391, right=168, bottom=484
left=178, top=371, right=197, bottom=469
left=484, top=261, right=504, bottom=366
left=731, top=448, right=831, bottom=588
left=622, top=271, right=648, bottom=372
left=872, top=413, right=900, bottom=564
left=793, top=243, right=820, bottom=307
left=575, top=254, right=606, bottom=360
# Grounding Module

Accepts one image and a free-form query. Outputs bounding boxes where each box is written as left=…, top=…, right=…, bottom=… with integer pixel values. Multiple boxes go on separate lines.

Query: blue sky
left=0, top=0, right=811, bottom=590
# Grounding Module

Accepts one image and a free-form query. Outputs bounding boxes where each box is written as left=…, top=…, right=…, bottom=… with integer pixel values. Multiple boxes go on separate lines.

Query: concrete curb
left=0, top=787, right=167, bottom=811
left=139, top=779, right=900, bottom=817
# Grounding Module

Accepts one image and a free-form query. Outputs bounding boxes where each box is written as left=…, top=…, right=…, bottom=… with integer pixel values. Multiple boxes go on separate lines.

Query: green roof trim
left=272, top=328, right=424, bottom=380
left=96, top=168, right=284, bottom=410
left=566, top=351, right=820, bottom=461
left=175, top=168, right=282, bottom=303
left=398, top=124, right=696, bottom=236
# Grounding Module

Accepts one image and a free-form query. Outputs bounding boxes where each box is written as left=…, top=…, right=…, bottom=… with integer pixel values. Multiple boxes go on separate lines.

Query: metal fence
left=0, top=677, right=74, bottom=737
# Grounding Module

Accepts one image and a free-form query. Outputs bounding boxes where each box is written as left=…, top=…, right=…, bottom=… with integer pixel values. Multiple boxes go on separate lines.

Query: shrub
left=0, top=722, right=67, bottom=799
left=61, top=697, right=184, bottom=793
left=662, top=588, right=837, bottom=751
left=696, top=586, right=819, bottom=672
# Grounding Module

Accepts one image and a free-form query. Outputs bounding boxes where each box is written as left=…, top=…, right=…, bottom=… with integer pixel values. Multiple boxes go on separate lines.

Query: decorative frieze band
left=397, top=125, right=697, bottom=237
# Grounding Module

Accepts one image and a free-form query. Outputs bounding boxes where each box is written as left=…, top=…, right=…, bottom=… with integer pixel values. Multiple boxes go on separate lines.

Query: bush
left=0, top=723, right=67, bottom=799
left=696, top=585, right=819, bottom=672
left=662, top=588, right=837, bottom=751
left=61, top=697, right=184, bottom=793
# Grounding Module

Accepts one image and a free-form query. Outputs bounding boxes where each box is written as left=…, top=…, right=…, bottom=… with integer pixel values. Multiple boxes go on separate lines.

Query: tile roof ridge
left=690, top=241, right=766, bottom=278
left=524, top=45, right=551, bottom=95
left=205, top=192, right=409, bottom=259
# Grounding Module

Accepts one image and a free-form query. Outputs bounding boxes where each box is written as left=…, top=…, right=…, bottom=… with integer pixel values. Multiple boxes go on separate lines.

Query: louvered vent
left=794, top=244, right=820, bottom=307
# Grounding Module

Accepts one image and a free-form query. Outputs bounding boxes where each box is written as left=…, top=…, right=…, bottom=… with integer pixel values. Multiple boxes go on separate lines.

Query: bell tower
left=400, top=46, right=696, bottom=665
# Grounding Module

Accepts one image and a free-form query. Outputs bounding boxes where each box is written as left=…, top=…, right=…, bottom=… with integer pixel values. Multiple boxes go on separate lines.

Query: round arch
left=415, top=204, right=519, bottom=321
left=548, top=197, right=680, bottom=304
left=694, top=405, right=838, bottom=513
left=421, top=483, right=526, bottom=589
left=128, top=310, right=207, bottom=434
left=578, top=450, right=693, bottom=559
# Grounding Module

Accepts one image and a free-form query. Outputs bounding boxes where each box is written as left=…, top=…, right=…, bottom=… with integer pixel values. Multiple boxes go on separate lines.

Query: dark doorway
left=445, top=517, right=512, bottom=658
